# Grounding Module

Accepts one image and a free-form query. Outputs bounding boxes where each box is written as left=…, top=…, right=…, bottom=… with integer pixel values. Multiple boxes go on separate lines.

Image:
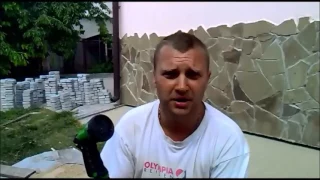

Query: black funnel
left=87, top=114, right=114, bottom=142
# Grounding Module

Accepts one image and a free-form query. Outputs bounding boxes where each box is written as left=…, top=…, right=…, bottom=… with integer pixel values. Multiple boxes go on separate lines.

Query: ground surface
left=0, top=108, right=81, bottom=165
left=30, top=105, right=320, bottom=178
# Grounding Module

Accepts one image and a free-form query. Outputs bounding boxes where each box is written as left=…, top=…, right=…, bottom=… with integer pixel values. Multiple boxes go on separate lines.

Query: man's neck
left=159, top=102, right=205, bottom=141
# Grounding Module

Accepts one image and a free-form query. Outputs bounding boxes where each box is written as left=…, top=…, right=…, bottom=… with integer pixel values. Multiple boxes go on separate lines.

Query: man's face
left=154, top=45, right=211, bottom=116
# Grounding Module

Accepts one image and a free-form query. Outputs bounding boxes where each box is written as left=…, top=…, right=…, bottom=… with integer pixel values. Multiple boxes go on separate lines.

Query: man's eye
left=162, top=71, right=178, bottom=79
left=186, top=71, right=200, bottom=80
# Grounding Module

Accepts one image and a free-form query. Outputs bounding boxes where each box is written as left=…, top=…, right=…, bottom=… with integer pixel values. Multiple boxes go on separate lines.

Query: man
left=101, top=31, right=250, bottom=178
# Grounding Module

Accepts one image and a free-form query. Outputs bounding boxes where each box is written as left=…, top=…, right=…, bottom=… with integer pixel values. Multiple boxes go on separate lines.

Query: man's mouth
left=173, top=98, right=190, bottom=102
left=172, top=98, right=191, bottom=108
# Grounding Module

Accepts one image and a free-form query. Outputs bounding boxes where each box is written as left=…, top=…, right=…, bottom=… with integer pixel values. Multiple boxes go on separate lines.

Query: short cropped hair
left=153, top=31, right=210, bottom=70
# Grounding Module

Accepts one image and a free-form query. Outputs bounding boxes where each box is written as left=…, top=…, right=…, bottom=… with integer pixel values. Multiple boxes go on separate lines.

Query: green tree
left=0, top=2, right=112, bottom=75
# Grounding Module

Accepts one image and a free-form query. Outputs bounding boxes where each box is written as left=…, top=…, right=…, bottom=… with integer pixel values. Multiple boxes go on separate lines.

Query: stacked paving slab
left=0, top=79, right=16, bottom=111
left=0, top=71, right=112, bottom=112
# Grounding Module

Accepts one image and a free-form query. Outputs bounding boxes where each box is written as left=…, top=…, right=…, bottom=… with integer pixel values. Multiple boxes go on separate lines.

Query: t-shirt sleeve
left=100, top=132, right=135, bottom=178
left=210, top=153, right=250, bottom=178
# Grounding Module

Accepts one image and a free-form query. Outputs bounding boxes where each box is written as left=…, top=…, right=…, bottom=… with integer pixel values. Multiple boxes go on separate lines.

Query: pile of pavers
left=0, top=79, right=16, bottom=111
left=0, top=71, right=112, bottom=112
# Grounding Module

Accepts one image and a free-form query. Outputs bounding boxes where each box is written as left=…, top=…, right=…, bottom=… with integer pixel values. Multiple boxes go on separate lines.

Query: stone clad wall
left=120, top=17, right=320, bottom=148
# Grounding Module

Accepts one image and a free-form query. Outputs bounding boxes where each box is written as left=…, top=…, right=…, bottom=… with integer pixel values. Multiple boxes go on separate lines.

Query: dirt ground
left=30, top=164, right=88, bottom=178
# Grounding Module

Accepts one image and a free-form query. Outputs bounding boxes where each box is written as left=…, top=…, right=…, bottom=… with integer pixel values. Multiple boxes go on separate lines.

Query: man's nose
left=175, top=75, right=189, bottom=93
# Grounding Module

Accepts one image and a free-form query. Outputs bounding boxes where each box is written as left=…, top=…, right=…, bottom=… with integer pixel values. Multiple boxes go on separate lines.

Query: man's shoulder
left=204, top=102, right=242, bottom=134
left=203, top=102, right=249, bottom=156
left=115, top=100, right=158, bottom=130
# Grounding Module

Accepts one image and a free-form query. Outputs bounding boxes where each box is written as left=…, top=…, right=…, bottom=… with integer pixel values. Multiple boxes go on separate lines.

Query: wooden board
left=0, top=164, right=36, bottom=178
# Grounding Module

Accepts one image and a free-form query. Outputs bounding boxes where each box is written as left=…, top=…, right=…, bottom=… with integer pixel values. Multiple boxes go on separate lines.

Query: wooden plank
left=0, top=164, right=36, bottom=178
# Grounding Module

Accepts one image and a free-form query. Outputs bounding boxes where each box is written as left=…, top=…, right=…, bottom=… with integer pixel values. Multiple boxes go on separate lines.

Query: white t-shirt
left=101, top=100, right=250, bottom=178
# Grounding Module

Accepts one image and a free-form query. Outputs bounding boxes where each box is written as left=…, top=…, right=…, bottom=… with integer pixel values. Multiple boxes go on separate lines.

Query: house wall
left=119, top=2, right=320, bottom=148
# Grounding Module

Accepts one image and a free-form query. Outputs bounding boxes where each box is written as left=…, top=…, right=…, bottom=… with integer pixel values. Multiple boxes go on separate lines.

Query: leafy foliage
left=0, top=2, right=112, bottom=75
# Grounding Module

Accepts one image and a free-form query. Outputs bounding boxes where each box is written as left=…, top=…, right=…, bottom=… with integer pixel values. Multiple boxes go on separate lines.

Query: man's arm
left=210, top=153, right=250, bottom=178
left=100, top=132, right=135, bottom=178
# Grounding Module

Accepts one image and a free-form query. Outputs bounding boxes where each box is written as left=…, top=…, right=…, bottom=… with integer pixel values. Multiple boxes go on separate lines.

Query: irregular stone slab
left=257, top=33, right=275, bottom=42
left=230, top=100, right=253, bottom=113
left=130, top=33, right=140, bottom=51
left=250, top=41, right=263, bottom=59
left=194, top=26, right=211, bottom=43
left=206, top=85, right=231, bottom=109
left=205, top=38, right=218, bottom=48
left=238, top=54, right=257, bottom=72
left=139, top=51, right=149, bottom=63
left=296, top=99, right=319, bottom=111
left=149, top=33, right=162, bottom=49
left=142, top=73, right=151, bottom=92
left=302, top=110, right=320, bottom=147
left=233, top=37, right=243, bottom=49
left=271, top=19, right=298, bottom=35
left=137, top=98, right=146, bottom=106
left=226, top=110, right=255, bottom=131
left=210, top=65, right=229, bottom=91
left=207, top=25, right=232, bottom=38
left=313, top=32, right=319, bottom=52
left=208, top=43, right=222, bottom=63
left=242, top=39, right=256, bottom=55
left=254, top=105, right=285, bottom=137
left=121, top=85, right=138, bottom=106
left=288, top=112, right=308, bottom=125
left=230, top=23, right=244, bottom=37
left=282, top=104, right=300, bottom=117
left=217, top=37, right=234, bottom=51
left=128, top=75, right=138, bottom=98
left=297, top=21, right=318, bottom=51
left=130, top=47, right=138, bottom=63
left=287, top=120, right=303, bottom=143
left=306, top=73, right=319, bottom=102
left=139, top=33, right=151, bottom=50
left=282, top=36, right=310, bottom=67
left=235, top=71, right=275, bottom=103
left=268, top=74, right=287, bottom=91
left=287, top=61, right=309, bottom=89
left=187, top=29, right=195, bottom=35
left=149, top=49, right=155, bottom=63
left=261, top=41, right=284, bottom=60
left=134, top=66, right=144, bottom=96
left=232, top=75, right=253, bottom=104
left=256, top=91, right=283, bottom=117
left=298, top=17, right=310, bottom=32
left=243, top=20, right=276, bottom=38
left=140, top=61, right=153, bottom=73
left=124, top=61, right=134, bottom=73
left=223, top=82, right=235, bottom=101
left=284, top=87, right=312, bottom=104
left=209, top=59, right=219, bottom=81
left=303, top=52, right=320, bottom=65
left=259, top=35, right=277, bottom=54
left=314, top=20, right=320, bottom=32
left=140, top=89, right=155, bottom=103
left=307, top=62, right=319, bottom=76
left=120, top=67, right=130, bottom=86
left=222, top=47, right=241, bottom=64
left=120, top=55, right=129, bottom=70
left=256, top=59, right=284, bottom=77
left=225, top=62, right=238, bottom=80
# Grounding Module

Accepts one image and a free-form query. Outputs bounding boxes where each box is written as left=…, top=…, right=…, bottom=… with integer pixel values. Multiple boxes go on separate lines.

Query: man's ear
left=207, top=71, right=211, bottom=84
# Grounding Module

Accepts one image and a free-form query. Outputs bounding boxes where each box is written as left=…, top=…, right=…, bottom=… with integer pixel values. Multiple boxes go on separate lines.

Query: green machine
left=73, top=114, right=114, bottom=179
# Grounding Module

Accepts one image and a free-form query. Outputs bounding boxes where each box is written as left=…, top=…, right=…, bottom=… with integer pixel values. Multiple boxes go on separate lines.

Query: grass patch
left=0, top=108, right=83, bottom=165
left=0, top=107, right=40, bottom=125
